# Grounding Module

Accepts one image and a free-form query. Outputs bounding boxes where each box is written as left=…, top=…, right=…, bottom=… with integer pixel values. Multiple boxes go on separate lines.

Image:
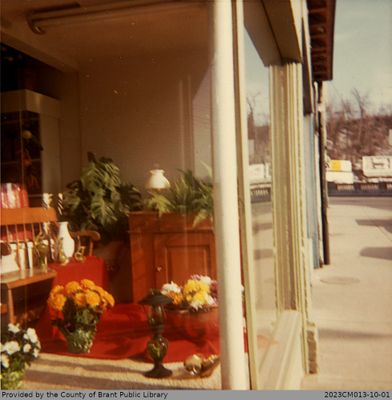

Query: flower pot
left=166, top=307, right=219, bottom=343
left=64, top=328, right=96, bottom=354
left=0, top=369, right=25, bottom=390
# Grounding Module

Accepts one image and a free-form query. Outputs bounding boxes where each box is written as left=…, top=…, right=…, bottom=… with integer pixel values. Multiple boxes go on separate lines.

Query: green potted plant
left=144, top=167, right=213, bottom=227
left=62, top=153, right=142, bottom=301
left=62, top=153, right=142, bottom=243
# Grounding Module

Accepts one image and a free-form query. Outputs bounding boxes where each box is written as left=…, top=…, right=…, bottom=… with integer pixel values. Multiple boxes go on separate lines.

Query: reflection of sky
left=328, top=0, right=392, bottom=111
left=244, top=30, right=269, bottom=126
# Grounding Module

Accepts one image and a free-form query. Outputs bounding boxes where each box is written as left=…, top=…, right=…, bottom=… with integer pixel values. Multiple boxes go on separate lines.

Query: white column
left=232, top=0, right=260, bottom=390
left=211, top=0, right=248, bottom=389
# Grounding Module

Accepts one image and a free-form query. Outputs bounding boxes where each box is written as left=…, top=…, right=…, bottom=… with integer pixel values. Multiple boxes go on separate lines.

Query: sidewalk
left=302, top=197, right=392, bottom=390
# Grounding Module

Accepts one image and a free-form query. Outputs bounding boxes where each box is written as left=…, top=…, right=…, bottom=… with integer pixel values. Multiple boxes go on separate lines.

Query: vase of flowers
left=0, top=324, right=41, bottom=390
left=47, top=279, right=115, bottom=354
left=161, top=275, right=219, bottom=342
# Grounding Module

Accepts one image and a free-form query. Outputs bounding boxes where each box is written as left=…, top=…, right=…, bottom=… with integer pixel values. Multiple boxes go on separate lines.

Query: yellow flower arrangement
left=47, top=280, right=115, bottom=351
left=65, top=281, right=81, bottom=295
left=161, top=275, right=217, bottom=312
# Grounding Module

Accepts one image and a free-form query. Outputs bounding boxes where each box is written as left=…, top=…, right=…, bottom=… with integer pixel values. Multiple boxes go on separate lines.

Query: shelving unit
left=1, top=90, right=61, bottom=206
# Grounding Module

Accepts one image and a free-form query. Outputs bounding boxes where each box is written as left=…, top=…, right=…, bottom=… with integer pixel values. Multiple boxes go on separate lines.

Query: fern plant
left=145, top=167, right=213, bottom=227
left=62, top=153, right=142, bottom=243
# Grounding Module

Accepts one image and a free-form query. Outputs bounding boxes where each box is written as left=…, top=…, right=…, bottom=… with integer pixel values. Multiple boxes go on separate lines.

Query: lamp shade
left=145, top=169, right=170, bottom=190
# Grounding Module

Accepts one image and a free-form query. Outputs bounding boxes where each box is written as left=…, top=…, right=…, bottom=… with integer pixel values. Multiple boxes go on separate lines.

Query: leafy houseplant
left=47, top=279, right=115, bottom=353
left=0, top=324, right=41, bottom=390
left=62, top=153, right=142, bottom=244
left=145, top=168, right=213, bottom=227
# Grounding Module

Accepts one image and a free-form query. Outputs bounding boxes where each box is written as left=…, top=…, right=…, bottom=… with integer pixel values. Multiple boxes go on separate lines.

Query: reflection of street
left=303, top=197, right=392, bottom=389
left=251, top=202, right=276, bottom=340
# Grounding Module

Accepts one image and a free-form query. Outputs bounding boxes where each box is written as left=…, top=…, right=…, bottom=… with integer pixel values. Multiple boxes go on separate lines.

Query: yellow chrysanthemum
left=80, top=279, right=95, bottom=290
left=48, top=294, right=66, bottom=311
left=183, top=280, right=197, bottom=292
left=183, top=279, right=209, bottom=296
left=50, top=285, right=64, bottom=295
left=85, top=290, right=100, bottom=307
left=93, top=286, right=105, bottom=298
left=103, top=291, right=115, bottom=308
left=171, top=292, right=184, bottom=306
left=193, top=291, right=208, bottom=304
left=65, top=281, right=81, bottom=295
left=73, top=292, right=86, bottom=307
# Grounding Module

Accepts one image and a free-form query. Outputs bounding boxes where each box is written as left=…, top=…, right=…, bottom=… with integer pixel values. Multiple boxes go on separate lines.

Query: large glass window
left=244, top=30, right=277, bottom=355
left=1, top=0, right=283, bottom=389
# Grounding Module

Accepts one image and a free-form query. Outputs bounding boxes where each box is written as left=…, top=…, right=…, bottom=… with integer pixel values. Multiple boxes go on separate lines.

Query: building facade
left=1, top=0, right=335, bottom=389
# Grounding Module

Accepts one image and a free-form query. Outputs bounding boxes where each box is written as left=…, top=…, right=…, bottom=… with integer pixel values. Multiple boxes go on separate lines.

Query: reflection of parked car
left=248, top=164, right=272, bottom=202
left=326, top=159, right=354, bottom=184
left=248, top=163, right=271, bottom=185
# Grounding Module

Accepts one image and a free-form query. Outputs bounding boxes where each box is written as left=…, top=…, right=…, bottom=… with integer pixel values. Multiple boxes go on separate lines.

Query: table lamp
left=145, top=168, right=170, bottom=191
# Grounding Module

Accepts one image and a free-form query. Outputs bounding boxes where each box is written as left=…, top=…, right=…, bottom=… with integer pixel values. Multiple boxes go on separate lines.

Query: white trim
left=259, top=311, right=304, bottom=389
left=232, top=0, right=260, bottom=390
left=211, top=0, right=248, bottom=389
left=270, top=63, right=317, bottom=373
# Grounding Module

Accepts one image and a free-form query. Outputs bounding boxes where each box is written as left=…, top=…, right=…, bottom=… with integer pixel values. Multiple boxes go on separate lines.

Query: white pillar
left=211, top=0, right=248, bottom=389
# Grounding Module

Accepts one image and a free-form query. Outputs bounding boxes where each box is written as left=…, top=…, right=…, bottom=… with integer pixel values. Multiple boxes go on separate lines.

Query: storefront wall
left=1, top=0, right=319, bottom=390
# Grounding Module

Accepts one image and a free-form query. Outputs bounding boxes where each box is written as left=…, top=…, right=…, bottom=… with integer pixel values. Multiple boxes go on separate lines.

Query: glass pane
left=1, top=2, right=223, bottom=381
left=244, top=30, right=277, bottom=354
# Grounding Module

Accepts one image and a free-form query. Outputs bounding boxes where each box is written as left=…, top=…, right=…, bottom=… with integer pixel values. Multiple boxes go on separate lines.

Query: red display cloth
left=49, top=256, right=108, bottom=289
left=36, top=257, right=220, bottom=362
left=38, top=304, right=220, bottom=363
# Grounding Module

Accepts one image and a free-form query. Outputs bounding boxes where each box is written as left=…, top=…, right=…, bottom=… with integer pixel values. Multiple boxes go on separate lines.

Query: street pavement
left=302, top=197, right=392, bottom=390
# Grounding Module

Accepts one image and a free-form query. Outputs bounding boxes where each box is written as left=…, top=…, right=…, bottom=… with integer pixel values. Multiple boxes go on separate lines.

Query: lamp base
left=144, top=364, right=172, bottom=379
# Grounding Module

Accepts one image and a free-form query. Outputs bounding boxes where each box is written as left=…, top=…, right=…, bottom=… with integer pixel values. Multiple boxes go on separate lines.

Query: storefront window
left=244, top=30, right=277, bottom=354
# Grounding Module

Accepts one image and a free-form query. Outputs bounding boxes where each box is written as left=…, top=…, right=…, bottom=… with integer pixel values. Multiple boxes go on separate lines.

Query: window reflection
left=244, top=31, right=276, bottom=350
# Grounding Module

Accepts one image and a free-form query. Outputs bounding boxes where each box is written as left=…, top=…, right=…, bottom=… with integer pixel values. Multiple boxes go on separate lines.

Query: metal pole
left=211, top=0, right=248, bottom=389
left=317, top=82, right=330, bottom=265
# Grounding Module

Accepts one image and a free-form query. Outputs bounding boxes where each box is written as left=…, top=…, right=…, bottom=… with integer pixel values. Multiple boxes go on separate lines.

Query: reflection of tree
left=327, top=90, right=392, bottom=171
left=247, top=94, right=271, bottom=165
left=252, top=125, right=271, bottom=164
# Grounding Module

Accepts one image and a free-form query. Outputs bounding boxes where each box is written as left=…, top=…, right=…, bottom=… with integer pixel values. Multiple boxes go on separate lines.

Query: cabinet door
left=153, top=232, right=216, bottom=288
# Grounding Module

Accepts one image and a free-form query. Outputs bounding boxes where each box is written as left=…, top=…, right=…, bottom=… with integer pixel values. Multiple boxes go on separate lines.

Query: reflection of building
left=363, top=156, right=392, bottom=180
left=1, top=0, right=335, bottom=390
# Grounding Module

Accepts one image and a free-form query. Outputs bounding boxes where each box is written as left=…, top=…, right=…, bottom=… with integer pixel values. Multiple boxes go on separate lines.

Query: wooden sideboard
left=129, top=212, right=216, bottom=302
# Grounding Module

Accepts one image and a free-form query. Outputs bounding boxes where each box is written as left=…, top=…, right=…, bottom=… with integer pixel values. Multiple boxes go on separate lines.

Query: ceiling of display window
left=1, top=0, right=209, bottom=68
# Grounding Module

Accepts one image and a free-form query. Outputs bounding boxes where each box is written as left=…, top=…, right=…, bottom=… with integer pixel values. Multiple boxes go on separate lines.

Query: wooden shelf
left=0, top=268, right=57, bottom=288
left=1, top=268, right=57, bottom=324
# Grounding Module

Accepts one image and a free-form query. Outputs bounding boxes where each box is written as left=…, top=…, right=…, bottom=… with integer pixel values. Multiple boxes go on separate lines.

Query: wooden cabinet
left=129, top=212, right=216, bottom=302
